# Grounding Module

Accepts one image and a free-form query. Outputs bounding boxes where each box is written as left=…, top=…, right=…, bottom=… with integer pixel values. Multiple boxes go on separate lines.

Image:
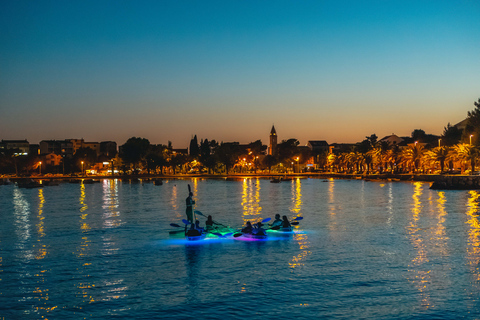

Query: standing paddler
left=186, top=189, right=195, bottom=224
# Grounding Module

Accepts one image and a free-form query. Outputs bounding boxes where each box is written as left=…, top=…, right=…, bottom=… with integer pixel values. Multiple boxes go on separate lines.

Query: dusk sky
left=1, top=1, right=479, bottom=148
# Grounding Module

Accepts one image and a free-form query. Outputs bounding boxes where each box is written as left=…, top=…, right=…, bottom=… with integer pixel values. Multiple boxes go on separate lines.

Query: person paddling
left=253, top=222, right=266, bottom=236
left=186, top=223, right=201, bottom=237
left=185, top=192, right=195, bottom=223
left=205, top=215, right=220, bottom=231
left=195, top=220, right=205, bottom=234
left=269, top=214, right=282, bottom=227
left=241, top=221, right=253, bottom=234
left=281, top=215, right=291, bottom=228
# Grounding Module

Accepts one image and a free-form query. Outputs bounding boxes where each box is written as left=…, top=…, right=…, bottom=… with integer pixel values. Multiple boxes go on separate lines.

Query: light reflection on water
left=1, top=179, right=480, bottom=319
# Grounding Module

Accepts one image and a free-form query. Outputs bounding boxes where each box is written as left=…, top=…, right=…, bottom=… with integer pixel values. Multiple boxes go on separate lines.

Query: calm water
left=1, top=178, right=480, bottom=319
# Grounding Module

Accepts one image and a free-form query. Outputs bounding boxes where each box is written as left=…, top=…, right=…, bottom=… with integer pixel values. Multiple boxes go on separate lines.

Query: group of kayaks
left=170, top=185, right=302, bottom=242
left=170, top=211, right=302, bottom=242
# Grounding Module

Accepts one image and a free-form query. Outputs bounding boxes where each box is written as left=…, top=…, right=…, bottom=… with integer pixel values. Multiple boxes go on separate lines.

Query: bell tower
left=269, top=125, right=277, bottom=155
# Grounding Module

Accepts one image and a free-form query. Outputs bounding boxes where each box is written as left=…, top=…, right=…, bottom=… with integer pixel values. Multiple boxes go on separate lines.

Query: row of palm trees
left=325, top=143, right=479, bottom=175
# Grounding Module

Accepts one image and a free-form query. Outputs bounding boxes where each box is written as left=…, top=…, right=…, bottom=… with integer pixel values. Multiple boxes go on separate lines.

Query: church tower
left=269, top=125, right=277, bottom=155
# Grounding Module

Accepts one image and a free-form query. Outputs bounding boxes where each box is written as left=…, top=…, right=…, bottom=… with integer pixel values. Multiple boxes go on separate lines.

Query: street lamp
left=81, top=161, right=84, bottom=176
left=438, top=139, right=441, bottom=147
left=296, top=157, right=299, bottom=173
left=39, top=161, right=42, bottom=175
left=470, top=135, right=473, bottom=145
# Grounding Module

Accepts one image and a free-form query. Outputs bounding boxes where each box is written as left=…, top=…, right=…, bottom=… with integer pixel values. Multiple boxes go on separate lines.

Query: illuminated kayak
left=186, top=232, right=207, bottom=241
left=276, top=226, right=293, bottom=232
left=242, top=232, right=268, bottom=240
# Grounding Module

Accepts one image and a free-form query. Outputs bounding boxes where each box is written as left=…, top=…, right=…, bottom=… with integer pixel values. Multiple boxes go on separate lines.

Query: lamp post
left=438, top=139, right=441, bottom=147
left=39, top=161, right=42, bottom=175
left=296, top=157, right=299, bottom=173
left=470, top=135, right=473, bottom=145
left=81, top=161, right=84, bottom=176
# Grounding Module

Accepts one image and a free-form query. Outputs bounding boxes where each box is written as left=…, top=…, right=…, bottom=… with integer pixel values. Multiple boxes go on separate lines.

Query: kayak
left=186, top=233, right=207, bottom=241
left=242, top=233, right=268, bottom=240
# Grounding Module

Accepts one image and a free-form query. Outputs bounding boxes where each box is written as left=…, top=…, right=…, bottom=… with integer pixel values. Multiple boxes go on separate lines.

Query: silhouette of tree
left=442, top=123, right=462, bottom=146
left=277, top=139, right=299, bottom=165
left=119, top=137, right=150, bottom=174
left=262, top=155, right=277, bottom=173
left=215, top=142, right=241, bottom=174
left=189, top=135, right=200, bottom=158
left=462, top=98, right=480, bottom=146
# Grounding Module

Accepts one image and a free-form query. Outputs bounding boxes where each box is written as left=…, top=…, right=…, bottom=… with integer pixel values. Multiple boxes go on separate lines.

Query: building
left=269, top=125, right=277, bottom=156
left=307, top=140, right=329, bottom=154
left=379, top=134, right=404, bottom=146
left=0, top=139, right=30, bottom=155
left=100, top=141, right=117, bottom=158
left=39, top=140, right=74, bottom=156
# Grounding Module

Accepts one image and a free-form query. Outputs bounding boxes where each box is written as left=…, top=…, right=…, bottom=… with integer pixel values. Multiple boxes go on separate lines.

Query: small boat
left=186, top=232, right=207, bottom=241
left=270, top=178, right=281, bottom=183
left=242, top=232, right=268, bottom=240
left=154, top=179, right=163, bottom=186
left=277, top=226, right=293, bottom=232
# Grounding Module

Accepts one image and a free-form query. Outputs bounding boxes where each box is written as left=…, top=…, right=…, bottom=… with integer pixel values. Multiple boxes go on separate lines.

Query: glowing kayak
left=242, top=233, right=268, bottom=240
left=186, top=233, right=207, bottom=241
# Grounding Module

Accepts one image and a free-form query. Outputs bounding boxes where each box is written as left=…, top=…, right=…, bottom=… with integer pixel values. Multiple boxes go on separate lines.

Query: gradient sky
left=1, top=1, right=479, bottom=148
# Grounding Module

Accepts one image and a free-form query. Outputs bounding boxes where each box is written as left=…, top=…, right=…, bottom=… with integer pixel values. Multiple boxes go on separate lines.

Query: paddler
left=185, top=192, right=195, bottom=223
left=205, top=215, right=219, bottom=231
left=253, top=222, right=266, bottom=236
left=281, top=215, right=292, bottom=228
left=269, top=214, right=282, bottom=227
left=241, top=221, right=253, bottom=234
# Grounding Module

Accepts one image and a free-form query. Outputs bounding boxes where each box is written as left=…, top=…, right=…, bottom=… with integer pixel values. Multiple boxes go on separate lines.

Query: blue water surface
left=1, top=178, right=479, bottom=319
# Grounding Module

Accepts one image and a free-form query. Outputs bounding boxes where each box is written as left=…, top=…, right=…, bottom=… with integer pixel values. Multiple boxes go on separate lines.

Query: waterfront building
left=39, top=140, right=74, bottom=156
left=0, top=139, right=30, bottom=155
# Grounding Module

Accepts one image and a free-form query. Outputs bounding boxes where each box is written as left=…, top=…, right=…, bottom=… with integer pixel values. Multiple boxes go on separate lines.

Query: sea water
left=0, top=178, right=479, bottom=319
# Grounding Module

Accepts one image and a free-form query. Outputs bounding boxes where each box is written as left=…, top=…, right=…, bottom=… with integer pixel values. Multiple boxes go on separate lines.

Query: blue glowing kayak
left=186, top=233, right=207, bottom=241
left=242, top=233, right=268, bottom=240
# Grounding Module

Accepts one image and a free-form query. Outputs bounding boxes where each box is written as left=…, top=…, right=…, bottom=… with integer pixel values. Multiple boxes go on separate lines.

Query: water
left=1, top=178, right=479, bottom=319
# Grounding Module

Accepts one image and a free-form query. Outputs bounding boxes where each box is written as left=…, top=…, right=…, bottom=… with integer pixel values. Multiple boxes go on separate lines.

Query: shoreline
left=3, top=172, right=480, bottom=190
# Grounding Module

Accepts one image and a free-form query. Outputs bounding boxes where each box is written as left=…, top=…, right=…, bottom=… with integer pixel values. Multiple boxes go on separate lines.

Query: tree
left=462, top=98, right=480, bottom=146
left=454, top=143, right=479, bottom=173
left=425, top=146, right=449, bottom=173
left=401, top=144, right=425, bottom=173
left=277, top=139, right=299, bottom=165
left=72, top=147, right=98, bottom=173
left=411, top=129, right=426, bottom=142
left=189, top=135, right=200, bottom=158
left=442, top=123, right=462, bottom=146
left=262, top=155, right=277, bottom=173
left=119, top=137, right=150, bottom=174
left=215, top=142, right=242, bottom=174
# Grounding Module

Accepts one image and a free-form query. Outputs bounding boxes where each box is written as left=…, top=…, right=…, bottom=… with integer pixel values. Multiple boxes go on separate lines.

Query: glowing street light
left=438, top=139, right=441, bottom=147
left=81, top=161, right=84, bottom=176
left=39, top=161, right=42, bottom=175
left=470, top=134, right=474, bottom=145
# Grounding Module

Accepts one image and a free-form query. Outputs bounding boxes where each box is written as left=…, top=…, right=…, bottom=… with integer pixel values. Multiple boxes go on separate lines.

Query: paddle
left=182, top=219, right=191, bottom=225
left=170, top=223, right=182, bottom=228
left=194, top=210, right=229, bottom=228
left=293, top=217, right=303, bottom=221
left=291, top=221, right=299, bottom=226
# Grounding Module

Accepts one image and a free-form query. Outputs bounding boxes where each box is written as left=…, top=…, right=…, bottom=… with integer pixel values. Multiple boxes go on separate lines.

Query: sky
left=1, top=0, right=479, bottom=148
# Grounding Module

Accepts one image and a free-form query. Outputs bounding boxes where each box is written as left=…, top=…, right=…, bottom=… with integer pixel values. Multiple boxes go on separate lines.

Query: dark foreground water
left=1, top=178, right=480, bottom=319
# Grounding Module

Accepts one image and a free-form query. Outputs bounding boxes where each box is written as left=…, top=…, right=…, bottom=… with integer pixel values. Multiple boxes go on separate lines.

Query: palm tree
left=454, top=143, right=479, bottom=173
left=401, top=144, right=425, bottom=173
left=425, top=146, right=449, bottom=173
